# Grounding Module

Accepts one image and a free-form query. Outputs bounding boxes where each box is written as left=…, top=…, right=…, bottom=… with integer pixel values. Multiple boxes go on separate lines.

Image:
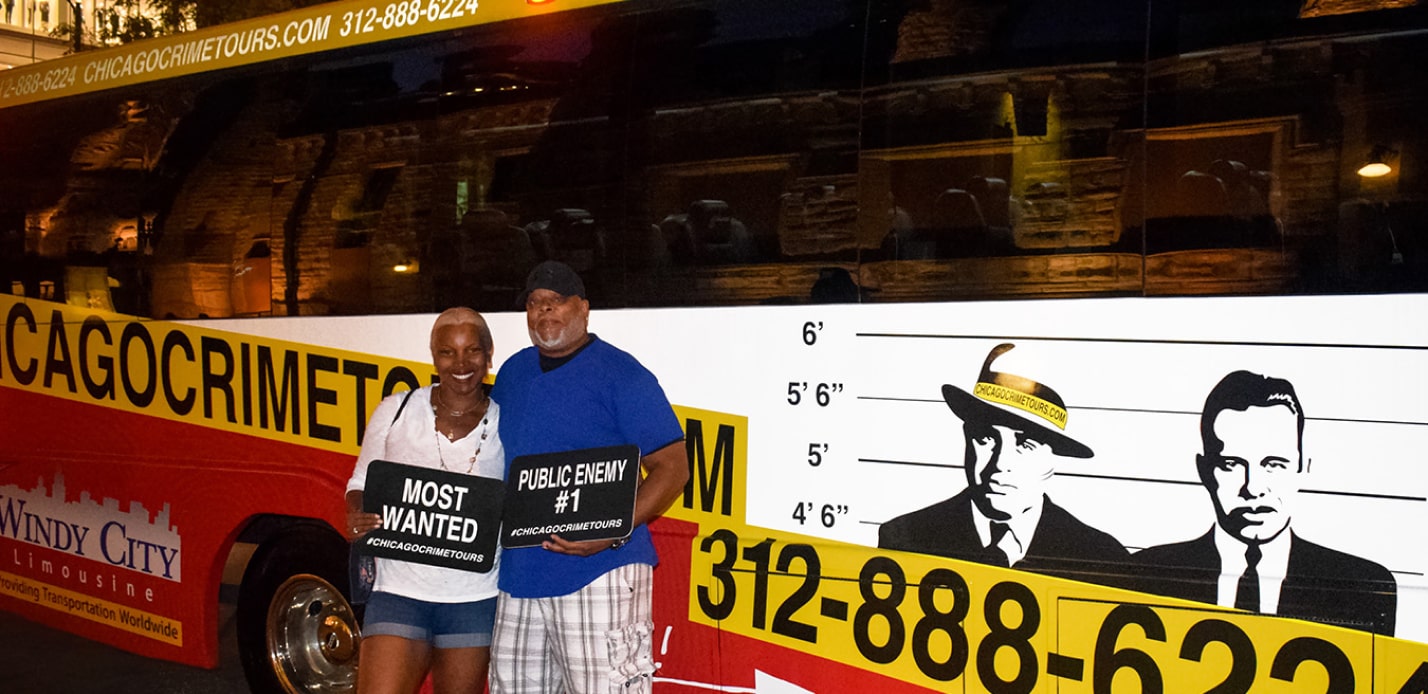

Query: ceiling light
left=1357, top=145, right=1396, bottom=178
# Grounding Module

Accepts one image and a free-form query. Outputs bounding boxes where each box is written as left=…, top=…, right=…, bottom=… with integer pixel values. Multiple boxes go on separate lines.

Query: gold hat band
left=973, top=380, right=1069, bottom=430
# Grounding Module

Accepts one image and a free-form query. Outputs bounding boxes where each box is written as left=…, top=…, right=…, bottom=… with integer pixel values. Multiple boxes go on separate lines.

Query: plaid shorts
left=489, top=563, right=655, bottom=694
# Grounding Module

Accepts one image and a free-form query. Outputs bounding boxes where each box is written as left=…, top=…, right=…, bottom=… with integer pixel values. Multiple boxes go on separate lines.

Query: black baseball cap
left=518, top=261, right=587, bottom=305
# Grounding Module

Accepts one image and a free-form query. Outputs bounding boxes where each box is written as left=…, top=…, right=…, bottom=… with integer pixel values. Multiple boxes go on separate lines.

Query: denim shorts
left=362, top=591, right=496, bottom=649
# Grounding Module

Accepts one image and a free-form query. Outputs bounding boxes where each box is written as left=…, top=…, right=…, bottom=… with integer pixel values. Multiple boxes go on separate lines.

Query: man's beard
left=531, top=320, right=582, bottom=352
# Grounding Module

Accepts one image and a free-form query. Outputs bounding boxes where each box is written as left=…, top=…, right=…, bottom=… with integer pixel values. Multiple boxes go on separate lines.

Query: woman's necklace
left=435, top=414, right=490, bottom=474
left=433, top=384, right=485, bottom=418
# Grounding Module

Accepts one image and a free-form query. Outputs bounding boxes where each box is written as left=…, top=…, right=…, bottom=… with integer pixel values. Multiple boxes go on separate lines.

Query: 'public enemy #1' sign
left=502, top=445, right=639, bottom=549
left=358, top=460, right=504, bottom=572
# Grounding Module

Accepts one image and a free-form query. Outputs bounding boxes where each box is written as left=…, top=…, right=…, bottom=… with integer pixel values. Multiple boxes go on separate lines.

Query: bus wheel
left=238, top=528, right=360, bottom=694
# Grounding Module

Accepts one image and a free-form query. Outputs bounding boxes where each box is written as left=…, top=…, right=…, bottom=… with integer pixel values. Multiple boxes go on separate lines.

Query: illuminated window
left=456, top=180, right=470, bottom=222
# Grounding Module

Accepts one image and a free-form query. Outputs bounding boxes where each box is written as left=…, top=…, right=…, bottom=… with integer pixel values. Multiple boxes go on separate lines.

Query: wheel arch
left=231, top=514, right=359, bottom=693
left=221, top=514, right=348, bottom=606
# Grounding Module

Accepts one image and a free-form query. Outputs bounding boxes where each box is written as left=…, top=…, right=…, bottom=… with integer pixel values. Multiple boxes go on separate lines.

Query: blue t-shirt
left=491, top=335, right=685, bottom=597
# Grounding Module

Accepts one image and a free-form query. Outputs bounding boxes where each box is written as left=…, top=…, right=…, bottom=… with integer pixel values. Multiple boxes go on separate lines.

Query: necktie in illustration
left=1236, top=543, right=1262, bottom=612
left=989, top=522, right=1012, bottom=567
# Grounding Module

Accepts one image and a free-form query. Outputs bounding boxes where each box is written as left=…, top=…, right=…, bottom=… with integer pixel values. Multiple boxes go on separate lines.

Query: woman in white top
left=346, top=307, right=504, bottom=694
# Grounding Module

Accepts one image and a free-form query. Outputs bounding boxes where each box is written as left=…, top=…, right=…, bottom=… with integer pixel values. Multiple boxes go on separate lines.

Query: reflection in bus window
left=661, top=201, right=754, bottom=266
left=0, top=0, right=1424, bottom=317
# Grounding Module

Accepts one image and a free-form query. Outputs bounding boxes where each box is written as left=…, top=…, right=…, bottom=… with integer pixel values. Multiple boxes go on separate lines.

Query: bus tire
left=237, top=525, right=360, bottom=694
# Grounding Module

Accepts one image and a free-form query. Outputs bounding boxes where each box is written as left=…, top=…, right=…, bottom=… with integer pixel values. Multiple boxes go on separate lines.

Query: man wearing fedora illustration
left=879, top=343, right=1129, bottom=585
left=1131, top=370, right=1397, bottom=635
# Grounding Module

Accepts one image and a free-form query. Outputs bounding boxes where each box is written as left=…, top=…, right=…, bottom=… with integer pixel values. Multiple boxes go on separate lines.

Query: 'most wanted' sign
left=502, top=445, right=639, bottom=549
left=357, top=460, right=504, bottom=572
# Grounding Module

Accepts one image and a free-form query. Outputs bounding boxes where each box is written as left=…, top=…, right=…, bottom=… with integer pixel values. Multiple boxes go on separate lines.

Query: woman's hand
left=348, top=510, right=381, bottom=539
left=345, top=490, right=379, bottom=539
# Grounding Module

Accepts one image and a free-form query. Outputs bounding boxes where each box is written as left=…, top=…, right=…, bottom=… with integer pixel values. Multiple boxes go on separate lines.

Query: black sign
left=502, top=445, right=640, bottom=549
left=356, top=460, right=505, bottom=572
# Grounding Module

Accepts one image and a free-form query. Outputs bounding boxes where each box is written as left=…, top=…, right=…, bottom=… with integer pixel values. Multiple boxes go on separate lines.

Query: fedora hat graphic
left=941, top=343, right=1093, bottom=458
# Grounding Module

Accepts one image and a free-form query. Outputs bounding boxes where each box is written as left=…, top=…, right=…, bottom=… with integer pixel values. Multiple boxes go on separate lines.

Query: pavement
left=0, top=607, right=249, bottom=694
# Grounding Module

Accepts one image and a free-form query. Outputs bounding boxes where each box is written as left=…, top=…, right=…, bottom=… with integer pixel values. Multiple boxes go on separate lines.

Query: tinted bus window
left=1, top=0, right=1424, bottom=318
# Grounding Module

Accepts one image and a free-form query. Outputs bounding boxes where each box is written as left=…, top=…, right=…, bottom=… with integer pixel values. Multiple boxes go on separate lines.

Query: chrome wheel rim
left=265, top=573, right=360, bottom=693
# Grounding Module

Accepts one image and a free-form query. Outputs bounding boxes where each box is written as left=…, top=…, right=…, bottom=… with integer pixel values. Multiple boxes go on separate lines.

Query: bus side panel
left=0, top=387, right=350, bottom=668
left=650, top=516, right=946, bottom=691
left=619, top=296, right=1428, bottom=692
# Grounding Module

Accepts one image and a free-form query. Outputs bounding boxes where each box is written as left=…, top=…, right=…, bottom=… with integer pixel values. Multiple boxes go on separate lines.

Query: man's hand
left=537, top=440, right=688, bottom=556
left=542, top=534, right=617, bottom=556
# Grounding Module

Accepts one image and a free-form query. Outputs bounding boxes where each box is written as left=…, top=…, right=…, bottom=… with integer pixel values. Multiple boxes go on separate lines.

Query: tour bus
left=1, top=0, right=1426, bottom=691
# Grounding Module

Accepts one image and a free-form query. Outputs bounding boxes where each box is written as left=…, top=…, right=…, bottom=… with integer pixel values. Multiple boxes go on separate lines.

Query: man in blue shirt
left=489, top=261, right=689, bottom=694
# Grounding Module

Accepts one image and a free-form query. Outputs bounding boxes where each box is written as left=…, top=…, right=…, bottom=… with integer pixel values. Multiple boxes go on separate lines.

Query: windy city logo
left=1, top=475, right=182, bottom=590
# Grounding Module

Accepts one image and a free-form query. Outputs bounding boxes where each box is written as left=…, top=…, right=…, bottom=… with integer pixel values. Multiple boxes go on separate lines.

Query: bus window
left=0, top=0, right=1424, bottom=315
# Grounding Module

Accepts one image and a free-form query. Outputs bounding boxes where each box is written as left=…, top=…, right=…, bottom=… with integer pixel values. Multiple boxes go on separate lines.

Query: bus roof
left=0, top=0, right=623, bottom=110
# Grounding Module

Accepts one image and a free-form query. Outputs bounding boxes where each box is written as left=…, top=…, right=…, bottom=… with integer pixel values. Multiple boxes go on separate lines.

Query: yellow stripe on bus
left=662, top=403, right=1428, bottom=691
left=0, top=570, right=183, bottom=646
left=0, top=0, right=625, bottom=110
left=0, top=295, right=431, bottom=456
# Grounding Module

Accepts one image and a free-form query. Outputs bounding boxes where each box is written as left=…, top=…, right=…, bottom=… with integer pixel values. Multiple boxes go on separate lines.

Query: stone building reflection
left=1, top=0, right=1423, bottom=317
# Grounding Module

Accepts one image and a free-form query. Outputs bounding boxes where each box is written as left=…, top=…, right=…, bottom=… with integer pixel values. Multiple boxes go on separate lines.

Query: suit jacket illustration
left=1130, top=530, right=1397, bottom=636
left=878, top=489, right=1130, bottom=586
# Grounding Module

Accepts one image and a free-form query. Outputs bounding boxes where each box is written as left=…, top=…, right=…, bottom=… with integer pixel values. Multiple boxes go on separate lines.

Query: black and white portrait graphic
left=1131, top=370, right=1398, bottom=636
left=878, top=343, right=1129, bottom=585
left=605, top=294, right=1421, bottom=642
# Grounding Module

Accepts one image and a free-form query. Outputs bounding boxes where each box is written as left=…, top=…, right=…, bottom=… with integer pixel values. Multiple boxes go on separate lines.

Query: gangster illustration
left=878, top=343, right=1128, bottom=584
left=1132, top=370, right=1397, bottom=635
